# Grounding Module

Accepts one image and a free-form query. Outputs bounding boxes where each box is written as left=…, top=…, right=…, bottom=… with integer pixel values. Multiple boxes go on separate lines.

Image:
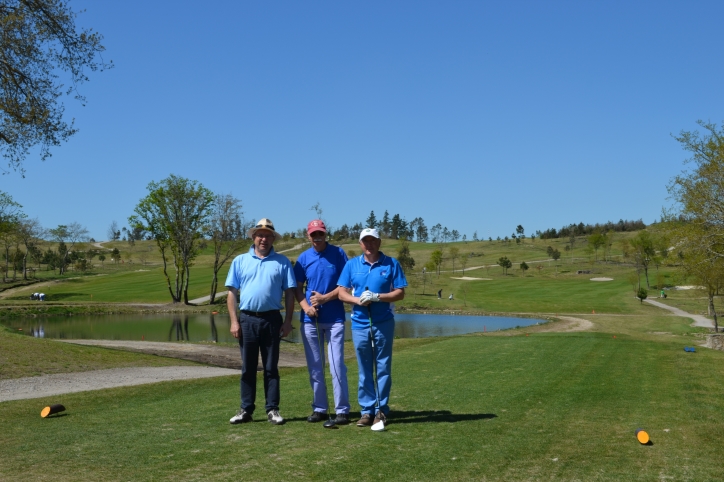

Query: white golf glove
left=360, top=290, right=380, bottom=303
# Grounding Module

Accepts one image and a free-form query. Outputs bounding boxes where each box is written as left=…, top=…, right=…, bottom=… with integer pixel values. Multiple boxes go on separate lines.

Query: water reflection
left=4, top=312, right=544, bottom=344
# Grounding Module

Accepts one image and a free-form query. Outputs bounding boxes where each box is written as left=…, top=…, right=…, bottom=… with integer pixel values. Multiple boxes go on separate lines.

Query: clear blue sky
left=3, top=0, right=723, bottom=242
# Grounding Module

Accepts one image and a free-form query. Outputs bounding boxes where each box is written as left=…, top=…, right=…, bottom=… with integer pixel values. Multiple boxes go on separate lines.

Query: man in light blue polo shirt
left=226, top=218, right=296, bottom=426
left=338, top=227, right=407, bottom=429
left=294, top=219, right=350, bottom=426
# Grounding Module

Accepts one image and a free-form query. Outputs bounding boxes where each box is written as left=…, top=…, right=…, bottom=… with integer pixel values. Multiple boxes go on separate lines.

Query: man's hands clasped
left=358, top=290, right=380, bottom=306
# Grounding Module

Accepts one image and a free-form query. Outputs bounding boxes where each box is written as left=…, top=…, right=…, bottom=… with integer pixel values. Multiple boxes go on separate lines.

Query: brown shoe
left=373, top=412, right=387, bottom=427
left=356, top=413, right=373, bottom=427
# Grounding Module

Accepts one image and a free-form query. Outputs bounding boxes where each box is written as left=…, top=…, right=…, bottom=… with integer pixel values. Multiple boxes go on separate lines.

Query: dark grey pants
left=239, top=310, right=282, bottom=415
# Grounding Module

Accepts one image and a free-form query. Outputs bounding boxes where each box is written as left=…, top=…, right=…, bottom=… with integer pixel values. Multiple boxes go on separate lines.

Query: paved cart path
left=644, top=298, right=715, bottom=328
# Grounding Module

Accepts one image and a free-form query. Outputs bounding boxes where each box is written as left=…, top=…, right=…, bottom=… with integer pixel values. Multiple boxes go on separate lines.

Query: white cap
left=359, top=228, right=380, bottom=240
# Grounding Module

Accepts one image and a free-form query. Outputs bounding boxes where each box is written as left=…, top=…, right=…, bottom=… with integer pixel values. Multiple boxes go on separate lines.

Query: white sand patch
left=674, top=285, right=705, bottom=290
left=590, top=277, right=613, bottom=281
left=451, top=277, right=492, bottom=281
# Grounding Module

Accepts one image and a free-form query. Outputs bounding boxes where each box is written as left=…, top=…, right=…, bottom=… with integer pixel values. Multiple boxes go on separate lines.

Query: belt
left=240, top=309, right=279, bottom=317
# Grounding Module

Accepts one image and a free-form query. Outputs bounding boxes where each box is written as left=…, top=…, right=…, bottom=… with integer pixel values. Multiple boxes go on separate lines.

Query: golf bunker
left=590, top=277, right=614, bottom=281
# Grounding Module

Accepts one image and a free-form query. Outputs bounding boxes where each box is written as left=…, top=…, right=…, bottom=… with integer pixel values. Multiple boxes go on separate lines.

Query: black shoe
left=334, top=413, right=350, bottom=425
left=307, top=411, right=326, bottom=423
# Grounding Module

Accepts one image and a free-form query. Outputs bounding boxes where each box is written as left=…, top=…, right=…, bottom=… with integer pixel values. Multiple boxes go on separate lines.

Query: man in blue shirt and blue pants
left=294, top=219, right=351, bottom=426
left=338, top=227, right=407, bottom=429
left=226, top=218, right=296, bottom=425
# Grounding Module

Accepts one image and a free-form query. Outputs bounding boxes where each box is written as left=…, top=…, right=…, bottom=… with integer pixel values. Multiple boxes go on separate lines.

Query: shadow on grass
left=391, top=410, right=497, bottom=424
left=283, top=411, right=496, bottom=424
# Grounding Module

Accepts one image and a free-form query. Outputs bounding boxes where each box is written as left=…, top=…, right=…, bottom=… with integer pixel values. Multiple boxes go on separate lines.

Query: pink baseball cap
left=307, top=219, right=327, bottom=234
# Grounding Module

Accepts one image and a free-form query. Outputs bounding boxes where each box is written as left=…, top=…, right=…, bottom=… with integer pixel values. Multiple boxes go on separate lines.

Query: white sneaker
left=267, top=409, right=285, bottom=425
left=230, top=409, right=252, bottom=424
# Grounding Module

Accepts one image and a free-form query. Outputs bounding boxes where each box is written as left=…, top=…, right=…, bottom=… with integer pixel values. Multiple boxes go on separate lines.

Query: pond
left=2, top=312, right=545, bottom=344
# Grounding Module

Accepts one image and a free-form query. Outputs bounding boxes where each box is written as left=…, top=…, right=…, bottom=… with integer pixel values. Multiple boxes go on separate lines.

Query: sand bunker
left=451, top=277, right=491, bottom=281
left=590, top=277, right=613, bottom=281
left=674, top=285, right=705, bottom=290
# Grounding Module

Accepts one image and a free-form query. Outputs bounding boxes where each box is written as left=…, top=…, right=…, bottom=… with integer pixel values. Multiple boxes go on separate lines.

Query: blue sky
left=3, top=0, right=723, bottom=241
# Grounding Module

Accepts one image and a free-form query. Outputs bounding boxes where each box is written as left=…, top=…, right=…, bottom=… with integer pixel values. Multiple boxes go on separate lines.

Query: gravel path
left=643, top=298, right=715, bottom=328
left=0, top=366, right=238, bottom=402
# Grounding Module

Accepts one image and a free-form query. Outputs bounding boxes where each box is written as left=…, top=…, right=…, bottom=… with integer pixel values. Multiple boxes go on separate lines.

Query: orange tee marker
left=636, top=429, right=650, bottom=444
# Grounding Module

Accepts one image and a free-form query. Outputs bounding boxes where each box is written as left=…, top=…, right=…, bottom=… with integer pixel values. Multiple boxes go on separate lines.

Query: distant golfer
left=294, top=219, right=351, bottom=425
left=449, top=293, right=453, bottom=300
left=338, top=227, right=407, bottom=429
left=226, top=218, right=296, bottom=426
left=437, top=289, right=442, bottom=299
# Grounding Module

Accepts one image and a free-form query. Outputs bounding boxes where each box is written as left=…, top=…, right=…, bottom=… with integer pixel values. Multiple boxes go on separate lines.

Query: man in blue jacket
left=338, top=227, right=407, bottom=429
left=294, top=219, right=350, bottom=425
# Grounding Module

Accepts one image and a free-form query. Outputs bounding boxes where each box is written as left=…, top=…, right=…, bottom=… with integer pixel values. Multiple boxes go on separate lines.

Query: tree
left=667, top=220, right=724, bottom=331
left=0, top=191, right=23, bottom=279
left=48, top=222, right=88, bottom=274
left=129, top=175, right=214, bottom=304
left=449, top=246, right=459, bottom=273
left=365, top=211, right=377, bottom=229
left=516, top=225, right=524, bottom=239
left=551, top=248, right=561, bottom=268
left=208, top=193, right=248, bottom=304
left=410, top=217, right=428, bottom=243
left=380, top=210, right=390, bottom=237
left=107, top=221, right=120, bottom=241
left=396, top=237, right=415, bottom=274
left=98, top=253, right=105, bottom=267
left=637, top=287, right=648, bottom=304
left=520, top=261, right=529, bottom=274
left=459, top=252, right=469, bottom=274
left=16, top=218, right=43, bottom=279
left=1, top=0, right=112, bottom=175
left=430, top=249, right=443, bottom=277
left=498, top=256, right=512, bottom=275
left=451, top=229, right=460, bottom=242
left=588, top=232, right=605, bottom=261
left=668, top=120, right=724, bottom=259
left=430, top=223, right=442, bottom=243
left=111, top=247, right=120, bottom=264
left=473, top=231, right=478, bottom=242
left=630, top=231, right=657, bottom=288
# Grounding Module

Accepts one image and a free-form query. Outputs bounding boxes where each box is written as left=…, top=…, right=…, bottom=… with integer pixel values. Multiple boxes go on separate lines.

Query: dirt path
left=0, top=366, right=239, bottom=402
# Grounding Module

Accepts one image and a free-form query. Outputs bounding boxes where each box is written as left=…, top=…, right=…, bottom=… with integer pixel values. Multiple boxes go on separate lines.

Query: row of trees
left=325, top=211, right=466, bottom=244
left=0, top=191, right=115, bottom=279
left=537, top=219, right=647, bottom=240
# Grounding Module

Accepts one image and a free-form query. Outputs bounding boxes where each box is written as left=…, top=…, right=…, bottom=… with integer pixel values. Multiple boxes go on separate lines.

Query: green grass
left=1, top=314, right=723, bottom=480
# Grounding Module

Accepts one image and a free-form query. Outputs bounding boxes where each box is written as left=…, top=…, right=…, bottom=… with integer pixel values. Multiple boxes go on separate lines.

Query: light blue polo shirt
left=225, top=246, right=296, bottom=312
left=337, top=251, right=407, bottom=330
